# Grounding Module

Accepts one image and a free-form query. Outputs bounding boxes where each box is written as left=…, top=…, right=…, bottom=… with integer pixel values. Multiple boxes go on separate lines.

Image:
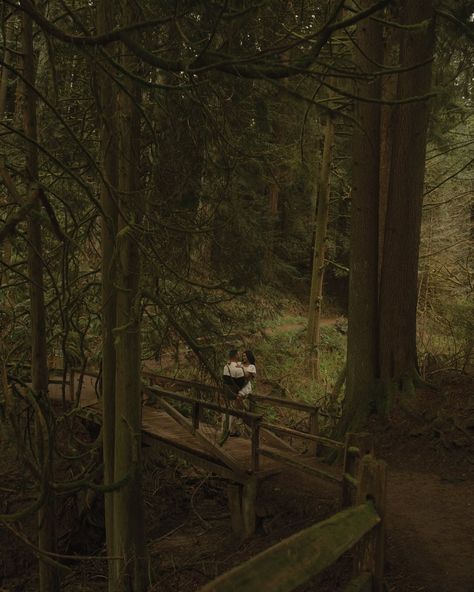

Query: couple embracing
left=223, top=348, right=257, bottom=400
left=222, top=349, right=256, bottom=437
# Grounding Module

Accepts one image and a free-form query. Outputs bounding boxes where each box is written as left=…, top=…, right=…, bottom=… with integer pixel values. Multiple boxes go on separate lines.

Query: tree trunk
left=344, top=0, right=383, bottom=429
left=378, top=21, right=400, bottom=284
left=0, top=13, right=13, bottom=116
left=378, top=0, right=435, bottom=399
left=22, top=8, right=60, bottom=591
left=263, top=183, right=279, bottom=282
left=307, top=114, right=335, bottom=380
left=0, top=13, right=15, bottom=287
left=112, top=2, right=147, bottom=588
left=96, top=0, right=118, bottom=585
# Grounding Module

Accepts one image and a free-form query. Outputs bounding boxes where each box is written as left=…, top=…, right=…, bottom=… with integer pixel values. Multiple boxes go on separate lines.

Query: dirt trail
left=386, top=468, right=474, bottom=592
left=261, top=316, right=341, bottom=336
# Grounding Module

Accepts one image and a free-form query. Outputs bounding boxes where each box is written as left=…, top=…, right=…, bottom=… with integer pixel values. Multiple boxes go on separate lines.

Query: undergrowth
left=254, top=325, right=345, bottom=399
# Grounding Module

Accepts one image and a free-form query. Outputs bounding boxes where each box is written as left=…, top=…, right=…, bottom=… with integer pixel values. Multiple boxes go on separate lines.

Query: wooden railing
left=64, top=369, right=349, bottom=485
left=142, top=372, right=323, bottom=448
left=248, top=392, right=320, bottom=453
left=144, top=385, right=264, bottom=475
left=141, top=370, right=219, bottom=396
left=143, top=384, right=353, bottom=487
left=56, top=367, right=386, bottom=586
left=199, top=453, right=387, bottom=592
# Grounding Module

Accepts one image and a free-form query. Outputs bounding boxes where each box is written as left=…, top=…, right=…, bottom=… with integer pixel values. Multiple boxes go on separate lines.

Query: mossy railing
left=199, top=453, right=386, bottom=592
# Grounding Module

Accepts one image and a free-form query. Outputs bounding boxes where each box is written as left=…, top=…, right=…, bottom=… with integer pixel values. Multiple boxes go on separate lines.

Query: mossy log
left=199, top=502, right=379, bottom=592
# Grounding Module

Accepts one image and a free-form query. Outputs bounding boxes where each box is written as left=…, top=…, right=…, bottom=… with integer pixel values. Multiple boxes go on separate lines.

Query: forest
left=0, top=1, right=473, bottom=591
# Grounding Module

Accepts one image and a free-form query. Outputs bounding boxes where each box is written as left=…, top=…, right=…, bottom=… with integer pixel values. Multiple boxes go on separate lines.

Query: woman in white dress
left=238, top=350, right=256, bottom=399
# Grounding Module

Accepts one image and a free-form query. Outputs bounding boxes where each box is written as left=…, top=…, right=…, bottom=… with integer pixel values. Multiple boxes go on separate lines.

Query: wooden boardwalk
left=48, top=370, right=345, bottom=536
left=49, top=374, right=338, bottom=482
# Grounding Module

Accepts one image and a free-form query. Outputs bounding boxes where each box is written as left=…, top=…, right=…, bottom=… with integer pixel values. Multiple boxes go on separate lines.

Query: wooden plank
left=251, top=420, right=260, bottom=472
left=354, top=456, right=387, bottom=592
left=241, top=478, right=257, bottom=538
left=260, top=422, right=345, bottom=450
left=192, top=401, right=200, bottom=433
left=343, top=473, right=358, bottom=489
left=258, top=448, right=342, bottom=484
left=260, top=427, right=298, bottom=454
left=155, top=396, right=246, bottom=478
left=308, top=410, right=319, bottom=456
left=227, top=483, right=244, bottom=536
left=146, top=385, right=262, bottom=422
left=143, top=434, right=243, bottom=482
left=198, top=502, right=380, bottom=592
left=344, top=572, right=373, bottom=592
left=142, top=372, right=220, bottom=393
left=143, top=429, right=279, bottom=483
left=342, top=433, right=375, bottom=508
left=248, top=393, right=318, bottom=413
left=71, top=367, right=100, bottom=379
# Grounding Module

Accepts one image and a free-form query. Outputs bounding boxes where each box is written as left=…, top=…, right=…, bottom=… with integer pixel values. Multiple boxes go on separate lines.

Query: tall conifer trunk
left=112, top=1, right=147, bottom=588
left=23, top=8, right=59, bottom=591
left=344, top=0, right=383, bottom=426
left=343, top=1, right=435, bottom=431
left=378, top=0, right=435, bottom=398
left=96, top=0, right=118, bottom=585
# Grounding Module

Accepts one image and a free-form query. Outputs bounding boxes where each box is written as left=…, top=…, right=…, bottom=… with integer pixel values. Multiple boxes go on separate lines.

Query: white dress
left=239, top=364, right=256, bottom=397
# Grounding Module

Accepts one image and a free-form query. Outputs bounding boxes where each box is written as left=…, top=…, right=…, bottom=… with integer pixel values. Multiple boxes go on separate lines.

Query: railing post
left=251, top=417, right=261, bottom=473
left=308, top=409, right=319, bottom=456
left=248, top=394, right=256, bottom=414
left=69, top=368, right=75, bottom=402
left=342, top=432, right=374, bottom=508
left=192, top=401, right=200, bottom=434
left=353, top=455, right=387, bottom=592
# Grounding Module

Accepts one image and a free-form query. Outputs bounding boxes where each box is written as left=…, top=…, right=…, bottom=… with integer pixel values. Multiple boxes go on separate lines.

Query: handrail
left=260, top=422, right=344, bottom=450
left=68, top=367, right=100, bottom=379
left=248, top=393, right=318, bottom=413
left=199, top=454, right=386, bottom=592
left=258, top=447, right=342, bottom=484
left=65, top=368, right=324, bottom=416
left=145, top=385, right=263, bottom=423
left=198, top=502, right=379, bottom=592
left=142, top=371, right=220, bottom=393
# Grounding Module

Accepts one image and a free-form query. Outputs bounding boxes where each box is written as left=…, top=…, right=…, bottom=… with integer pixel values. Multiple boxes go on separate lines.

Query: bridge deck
left=47, top=375, right=341, bottom=485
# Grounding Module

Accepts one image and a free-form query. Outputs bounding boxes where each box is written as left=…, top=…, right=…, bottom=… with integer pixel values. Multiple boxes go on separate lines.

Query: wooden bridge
left=45, top=367, right=387, bottom=590
left=47, top=368, right=362, bottom=538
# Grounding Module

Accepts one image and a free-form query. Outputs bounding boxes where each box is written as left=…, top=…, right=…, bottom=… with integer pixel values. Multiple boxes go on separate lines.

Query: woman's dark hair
left=244, top=350, right=256, bottom=365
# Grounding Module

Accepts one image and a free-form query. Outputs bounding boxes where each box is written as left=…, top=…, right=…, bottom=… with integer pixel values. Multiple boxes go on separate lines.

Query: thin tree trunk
left=378, top=0, right=435, bottom=397
left=263, top=183, right=279, bottom=281
left=112, top=2, right=147, bottom=588
left=22, top=8, right=60, bottom=591
left=0, top=13, right=15, bottom=287
left=0, top=13, right=13, bottom=115
left=263, top=52, right=288, bottom=283
left=307, top=114, right=335, bottom=380
left=344, top=0, right=383, bottom=427
left=96, top=0, right=118, bottom=585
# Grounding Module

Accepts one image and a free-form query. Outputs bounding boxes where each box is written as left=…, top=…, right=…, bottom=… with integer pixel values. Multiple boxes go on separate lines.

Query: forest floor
left=1, top=309, right=473, bottom=591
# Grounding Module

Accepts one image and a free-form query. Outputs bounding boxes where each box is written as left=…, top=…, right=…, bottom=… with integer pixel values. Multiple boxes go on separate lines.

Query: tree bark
left=0, top=13, right=15, bottom=287
left=378, top=0, right=435, bottom=398
left=112, top=2, right=147, bottom=588
left=22, top=7, right=60, bottom=591
left=344, top=0, right=383, bottom=428
left=307, top=114, right=335, bottom=380
left=96, top=0, right=118, bottom=585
